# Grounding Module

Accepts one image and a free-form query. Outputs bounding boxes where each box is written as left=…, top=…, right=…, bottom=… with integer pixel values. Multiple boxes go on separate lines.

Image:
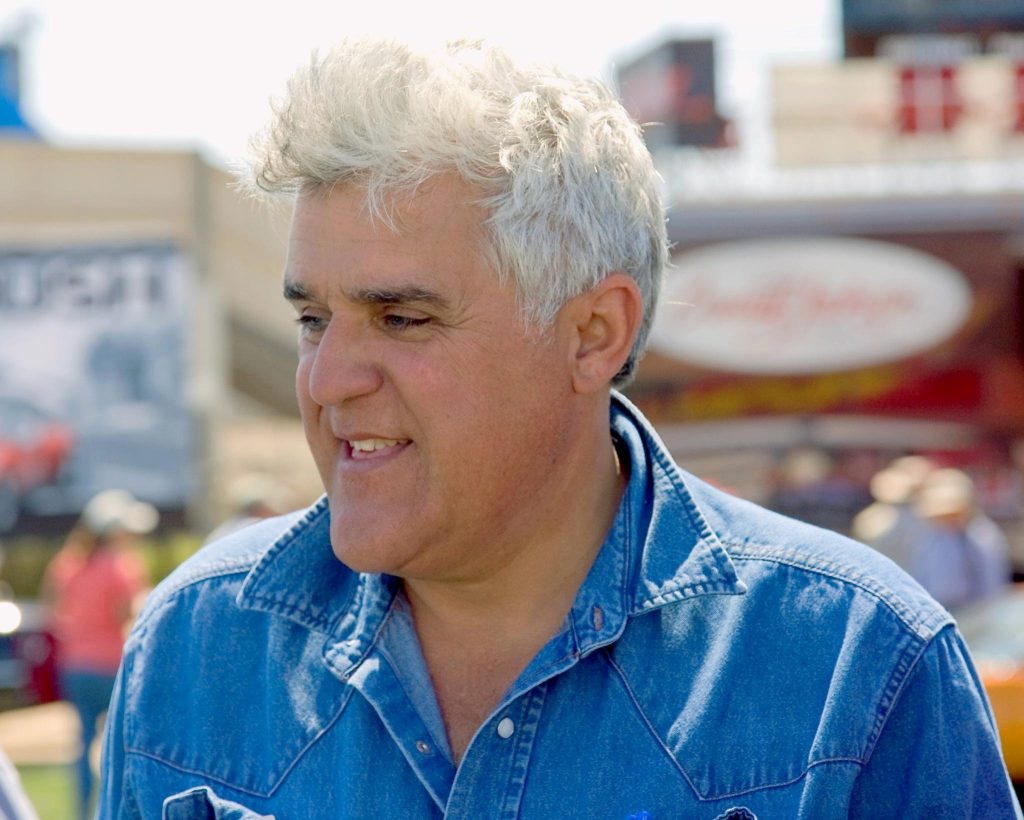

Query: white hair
left=241, top=38, right=667, bottom=384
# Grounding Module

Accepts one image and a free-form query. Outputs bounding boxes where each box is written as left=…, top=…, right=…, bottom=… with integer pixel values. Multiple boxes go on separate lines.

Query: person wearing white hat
left=908, top=469, right=1011, bottom=612
left=42, top=490, right=154, bottom=820
left=852, top=455, right=935, bottom=570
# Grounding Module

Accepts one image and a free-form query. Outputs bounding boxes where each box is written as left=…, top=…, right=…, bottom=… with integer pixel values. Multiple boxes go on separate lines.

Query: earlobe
left=570, top=273, right=643, bottom=394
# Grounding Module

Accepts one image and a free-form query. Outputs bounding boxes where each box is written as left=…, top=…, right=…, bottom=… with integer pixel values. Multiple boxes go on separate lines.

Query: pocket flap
left=162, top=786, right=275, bottom=820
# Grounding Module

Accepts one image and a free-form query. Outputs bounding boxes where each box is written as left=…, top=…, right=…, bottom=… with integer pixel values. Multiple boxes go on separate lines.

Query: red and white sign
left=650, top=238, right=972, bottom=375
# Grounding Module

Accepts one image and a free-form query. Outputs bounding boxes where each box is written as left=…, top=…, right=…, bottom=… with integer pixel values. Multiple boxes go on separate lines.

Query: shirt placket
left=343, top=650, right=456, bottom=814
left=444, top=682, right=550, bottom=819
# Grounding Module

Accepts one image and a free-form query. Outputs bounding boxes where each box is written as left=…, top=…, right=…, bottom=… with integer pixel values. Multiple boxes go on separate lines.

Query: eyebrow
left=283, top=280, right=312, bottom=302
left=283, top=278, right=450, bottom=310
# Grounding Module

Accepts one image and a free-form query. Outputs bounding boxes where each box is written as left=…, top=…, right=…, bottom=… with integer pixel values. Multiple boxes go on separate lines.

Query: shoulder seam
left=134, top=561, right=255, bottom=633
left=727, top=542, right=950, bottom=640
left=860, top=622, right=952, bottom=766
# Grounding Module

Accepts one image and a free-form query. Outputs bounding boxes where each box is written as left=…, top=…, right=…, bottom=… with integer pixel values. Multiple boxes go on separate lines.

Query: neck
left=402, top=395, right=626, bottom=763
left=404, top=398, right=626, bottom=651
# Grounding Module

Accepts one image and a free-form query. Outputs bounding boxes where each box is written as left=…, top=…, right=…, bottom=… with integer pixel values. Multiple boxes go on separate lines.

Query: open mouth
left=344, top=437, right=411, bottom=461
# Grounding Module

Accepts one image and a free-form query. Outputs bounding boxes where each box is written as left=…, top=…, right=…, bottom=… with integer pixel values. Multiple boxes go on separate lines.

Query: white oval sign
left=649, top=237, right=972, bottom=375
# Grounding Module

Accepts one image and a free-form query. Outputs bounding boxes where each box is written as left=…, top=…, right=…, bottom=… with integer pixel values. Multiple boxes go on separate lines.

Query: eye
left=381, top=313, right=431, bottom=331
left=295, top=314, right=327, bottom=336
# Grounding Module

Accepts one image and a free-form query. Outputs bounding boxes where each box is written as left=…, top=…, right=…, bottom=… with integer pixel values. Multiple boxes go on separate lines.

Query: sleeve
left=849, top=624, right=1022, bottom=819
left=97, top=661, right=142, bottom=820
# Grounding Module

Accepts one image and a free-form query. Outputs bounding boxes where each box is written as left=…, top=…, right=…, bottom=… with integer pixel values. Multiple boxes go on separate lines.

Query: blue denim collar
left=236, top=391, right=747, bottom=675
left=558, top=392, right=747, bottom=667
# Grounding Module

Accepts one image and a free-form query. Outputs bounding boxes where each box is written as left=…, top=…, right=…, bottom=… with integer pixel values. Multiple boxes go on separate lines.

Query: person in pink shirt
left=43, top=490, right=154, bottom=820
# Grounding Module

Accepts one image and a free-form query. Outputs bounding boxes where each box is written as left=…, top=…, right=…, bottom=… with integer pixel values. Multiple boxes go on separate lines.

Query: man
left=99, top=39, right=1021, bottom=818
left=909, top=468, right=1011, bottom=612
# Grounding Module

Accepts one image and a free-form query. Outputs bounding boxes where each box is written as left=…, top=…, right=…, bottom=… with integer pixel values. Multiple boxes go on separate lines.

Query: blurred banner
left=0, top=242, right=193, bottom=534
left=633, top=227, right=1024, bottom=431
left=628, top=218, right=1024, bottom=517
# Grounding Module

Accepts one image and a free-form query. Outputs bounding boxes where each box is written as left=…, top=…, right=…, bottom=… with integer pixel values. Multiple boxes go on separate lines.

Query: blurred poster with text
left=0, top=242, right=193, bottom=533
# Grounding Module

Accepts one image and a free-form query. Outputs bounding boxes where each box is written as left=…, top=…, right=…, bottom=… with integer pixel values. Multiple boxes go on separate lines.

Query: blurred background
left=3, top=0, right=1024, bottom=815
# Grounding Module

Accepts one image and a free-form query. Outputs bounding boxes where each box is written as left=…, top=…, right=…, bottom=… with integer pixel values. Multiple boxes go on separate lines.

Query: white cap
left=81, top=489, right=159, bottom=537
left=915, top=469, right=975, bottom=519
left=869, top=455, right=935, bottom=505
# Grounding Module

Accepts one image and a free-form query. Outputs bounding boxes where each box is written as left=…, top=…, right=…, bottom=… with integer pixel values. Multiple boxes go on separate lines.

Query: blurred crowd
left=42, top=489, right=154, bottom=819
left=770, top=447, right=1020, bottom=614
left=27, top=473, right=292, bottom=819
left=853, top=457, right=1012, bottom=612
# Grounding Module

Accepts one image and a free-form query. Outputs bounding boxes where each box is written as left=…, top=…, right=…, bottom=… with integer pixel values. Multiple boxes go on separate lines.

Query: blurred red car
left=0, top=396, right=75, bottom=532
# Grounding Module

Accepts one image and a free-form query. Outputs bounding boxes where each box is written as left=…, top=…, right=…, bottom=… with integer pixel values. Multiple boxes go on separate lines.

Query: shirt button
left=592, top=605, right=604, bottom=631
left=415, top=740, right=431, bottom=755
left=496, top=717, right=515, bottom=739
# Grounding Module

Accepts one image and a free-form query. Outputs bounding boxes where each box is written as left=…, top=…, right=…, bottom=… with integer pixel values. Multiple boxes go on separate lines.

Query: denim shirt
left=99, top=394, right=1022, bottom=819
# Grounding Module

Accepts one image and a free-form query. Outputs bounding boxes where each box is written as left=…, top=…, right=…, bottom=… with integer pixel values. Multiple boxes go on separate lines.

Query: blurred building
left=627, top=15, right=1024, bottom=557
left=6, top=16, right=1024, bottom=553
left=615, top=38, right=733, bottom=154
left=0, top=134, right=319, bottom=533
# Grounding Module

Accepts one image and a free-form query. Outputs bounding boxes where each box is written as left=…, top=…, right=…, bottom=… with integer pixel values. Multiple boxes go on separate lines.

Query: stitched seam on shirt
left=240, top=593, right=336, bottom=634
left=135, top=565, right=254, bottom=631
left=621, top=471, right=634, bottom=620
left=133, top=566, right=334, bottom=642
left=650, top=448, right=719, bottom=546
left=373, top=640, right=451, bottom=759
left=726, top=546, right=949, bottom=639
left=125, top=748, right=273, bottom=799
left=500, top=683, right=548, bottom=820
left=243, top=498, right=330, bottom=584
left=611, top=397, right=746, bottom=612
left=124, top=685, right=356, bottom=798
left=614, top=391, right=722, bottom=551
left=637, top=463, right=744, bottom=606
left=603, top=651, right=702, bottom=798
left=324, top=587, right=402, bottom=679
left=859, top=623, right=947, bottom=764
left=123, top=760, right=145, bottom=820
left=638, top=584, right=751, bottom=610
left=234, top=499, right=336, bottom=626
left=695, top=756, right=866, bottom=801
left=604, top=650, right=872, bottom=801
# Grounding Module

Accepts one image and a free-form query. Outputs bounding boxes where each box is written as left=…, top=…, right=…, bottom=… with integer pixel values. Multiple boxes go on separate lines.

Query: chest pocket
left=163, top=787, right=275, bottom=820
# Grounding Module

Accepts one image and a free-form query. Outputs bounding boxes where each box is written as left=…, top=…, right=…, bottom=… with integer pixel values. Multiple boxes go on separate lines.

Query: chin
left=327, top=518, right=411, bottom=575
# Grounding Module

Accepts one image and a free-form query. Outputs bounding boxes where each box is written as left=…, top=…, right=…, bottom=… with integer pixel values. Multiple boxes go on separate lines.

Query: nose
left=303, top=317, right=384, bottom=407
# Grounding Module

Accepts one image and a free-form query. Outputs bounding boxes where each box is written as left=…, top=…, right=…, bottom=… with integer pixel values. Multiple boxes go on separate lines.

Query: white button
left=415, top=740, right=431, bottom=755
left=496, top=717, right=515, bottom=739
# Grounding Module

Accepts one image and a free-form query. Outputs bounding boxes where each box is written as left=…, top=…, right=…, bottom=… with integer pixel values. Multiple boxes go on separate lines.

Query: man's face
left=286, top=176, right=579, bottom=581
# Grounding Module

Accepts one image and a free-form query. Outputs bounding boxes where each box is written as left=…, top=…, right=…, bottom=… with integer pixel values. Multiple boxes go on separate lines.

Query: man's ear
left=566, top=272, right=643, bottom=394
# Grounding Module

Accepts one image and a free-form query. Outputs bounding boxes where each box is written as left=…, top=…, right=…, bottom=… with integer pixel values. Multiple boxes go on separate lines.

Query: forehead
left=286, top=176, right=492, bottom=282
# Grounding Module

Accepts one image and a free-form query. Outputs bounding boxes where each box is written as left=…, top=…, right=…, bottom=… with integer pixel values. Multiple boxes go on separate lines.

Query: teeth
left=349, top=438, right=407, bottom=453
